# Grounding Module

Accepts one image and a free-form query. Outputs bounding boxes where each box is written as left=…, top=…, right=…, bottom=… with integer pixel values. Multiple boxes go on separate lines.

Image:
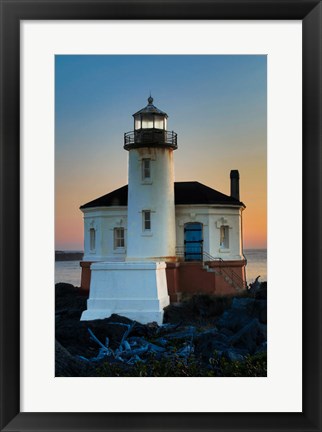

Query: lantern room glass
left=134, top=117, right=141, bottom=130
left=153, top=115, right=164, bottom=130
left=142, top=116, right=154, bottom=129
left=134, top=114, right=167, bottom=130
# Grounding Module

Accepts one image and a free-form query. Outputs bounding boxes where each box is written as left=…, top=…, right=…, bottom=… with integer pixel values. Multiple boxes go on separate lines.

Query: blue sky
left=55, top=55, right=267, bottom=249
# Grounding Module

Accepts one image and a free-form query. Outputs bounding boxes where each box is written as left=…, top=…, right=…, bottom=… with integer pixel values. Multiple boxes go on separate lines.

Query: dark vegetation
left=55, top=282, right=267, bottom=377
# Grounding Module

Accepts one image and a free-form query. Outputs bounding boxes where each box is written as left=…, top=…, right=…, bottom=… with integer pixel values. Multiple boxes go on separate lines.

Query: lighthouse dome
left=133, top=96, right=168, bottom=117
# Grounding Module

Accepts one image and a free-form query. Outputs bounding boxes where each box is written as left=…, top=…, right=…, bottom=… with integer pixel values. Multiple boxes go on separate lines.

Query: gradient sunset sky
left=55, top=55, right=266, bottom=250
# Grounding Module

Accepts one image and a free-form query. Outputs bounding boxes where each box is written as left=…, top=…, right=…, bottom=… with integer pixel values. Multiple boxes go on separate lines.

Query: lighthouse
left=81, top=96, right=175, bottom=324
left=80, top=95, right=248, bottom=323
left=125, top=96, right=177, bottom=261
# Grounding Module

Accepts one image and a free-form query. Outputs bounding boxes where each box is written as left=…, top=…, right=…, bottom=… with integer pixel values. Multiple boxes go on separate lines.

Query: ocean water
left=55, top=249, right=267, bottom=287
left=55, top=261, right=82, bottom=286
left=243, top=249, right=267, bottom=283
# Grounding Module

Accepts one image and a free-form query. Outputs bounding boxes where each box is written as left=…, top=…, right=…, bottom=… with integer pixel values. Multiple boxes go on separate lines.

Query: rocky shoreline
left=55, top=281, right=267, bottom=377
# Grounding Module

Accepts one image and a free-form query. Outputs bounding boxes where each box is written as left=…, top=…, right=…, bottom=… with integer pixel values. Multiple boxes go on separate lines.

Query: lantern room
left=134, top=95, right=168, bottom=130
left=124, top=96, right=177, bottom=150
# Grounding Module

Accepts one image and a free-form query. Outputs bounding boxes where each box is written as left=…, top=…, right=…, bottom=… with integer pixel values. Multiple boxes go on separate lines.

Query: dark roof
left=81, top=185, right=128, bottom=209
left=133, top=96, right=168, bottom=117
left=174, top=182, right=244, bottom=206
left=80, top=182, right=244, bottom=209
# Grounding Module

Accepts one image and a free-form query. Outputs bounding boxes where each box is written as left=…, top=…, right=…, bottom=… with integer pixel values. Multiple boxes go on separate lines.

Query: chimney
left=230, top=170, right=240, bottom=201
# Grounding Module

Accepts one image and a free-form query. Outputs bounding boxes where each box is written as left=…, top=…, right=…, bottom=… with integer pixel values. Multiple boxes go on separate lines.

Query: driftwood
left=79, top=323, right=194, bottom=364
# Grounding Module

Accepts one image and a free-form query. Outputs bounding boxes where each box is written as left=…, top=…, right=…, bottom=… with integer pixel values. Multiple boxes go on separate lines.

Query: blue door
left=184, top=223, right=203, bottom=261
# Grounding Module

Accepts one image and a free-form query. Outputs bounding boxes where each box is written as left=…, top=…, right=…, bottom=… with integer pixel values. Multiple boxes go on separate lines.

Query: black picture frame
left=1, top=1, right=321, bottom=431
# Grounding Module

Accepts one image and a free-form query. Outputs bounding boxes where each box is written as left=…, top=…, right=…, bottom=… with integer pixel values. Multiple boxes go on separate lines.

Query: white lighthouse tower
left=125, top=96, right=177, bottom=261
left=81, top=96, right=176, bottom=324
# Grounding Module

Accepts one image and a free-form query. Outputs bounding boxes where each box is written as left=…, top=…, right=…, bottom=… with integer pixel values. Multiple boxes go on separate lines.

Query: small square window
left=114, top=228, right=125, bottom=249
left=142, top=159, right=151, bottom=180
left=143, top=211, right=151, bottom=231
left=220, top=226, right=229, bottom=248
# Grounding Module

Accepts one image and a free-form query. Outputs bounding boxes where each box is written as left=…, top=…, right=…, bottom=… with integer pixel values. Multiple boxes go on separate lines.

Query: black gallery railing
left=124, top=130, right=177, bottom=148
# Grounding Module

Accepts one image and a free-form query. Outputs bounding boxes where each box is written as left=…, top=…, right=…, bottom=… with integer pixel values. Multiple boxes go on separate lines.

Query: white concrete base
left=81, top=261, right=170, bottom=325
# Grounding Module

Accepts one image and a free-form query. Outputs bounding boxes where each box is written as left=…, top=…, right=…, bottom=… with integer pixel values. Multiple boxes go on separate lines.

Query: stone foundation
left=80, top=259, right=247, bottom=305
left=81, top=261, right=170, bottom=325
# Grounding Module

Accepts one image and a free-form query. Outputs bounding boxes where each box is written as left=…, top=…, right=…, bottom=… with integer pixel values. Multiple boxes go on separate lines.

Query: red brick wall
left=80, top=259, right=247, bottom=301
left=166, top=260, right=247, bottom=301
left=80, top=261, right=92, bottom=292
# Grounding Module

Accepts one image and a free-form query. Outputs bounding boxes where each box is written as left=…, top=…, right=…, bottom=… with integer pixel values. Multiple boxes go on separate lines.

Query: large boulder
left=55, top=283, right=87, bottom=315
left=249, top=281, right=267, bottom=300
left=216, top=297, right=267, bottom=331
left=229, top=318, right=266, bottom=354
left=190, top=295, right=232, bottom=318
left=55, top=340, right=93, bottom=377
left=164, top=294, right=233, bottom=325
left=194, top=329, right=230, bottom=360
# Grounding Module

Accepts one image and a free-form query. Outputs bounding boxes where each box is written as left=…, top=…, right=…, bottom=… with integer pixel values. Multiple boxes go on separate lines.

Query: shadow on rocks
left=163, top=294, right=233, bottom=325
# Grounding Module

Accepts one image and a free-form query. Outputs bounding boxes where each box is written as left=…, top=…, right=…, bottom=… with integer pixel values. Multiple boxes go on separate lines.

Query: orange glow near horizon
left=55, top=158, right=267, bottom=251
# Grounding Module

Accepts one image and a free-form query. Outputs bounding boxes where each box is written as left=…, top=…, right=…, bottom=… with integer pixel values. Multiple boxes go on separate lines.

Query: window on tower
left=142, top=159, right=151, bottom=180
left=89, top=228, right=96, bottom=251
left=220, top=226, right=229, bottom=249
left=143, top=210, right=151, bottom=231
left=114, top=227, right=125, bottom=249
